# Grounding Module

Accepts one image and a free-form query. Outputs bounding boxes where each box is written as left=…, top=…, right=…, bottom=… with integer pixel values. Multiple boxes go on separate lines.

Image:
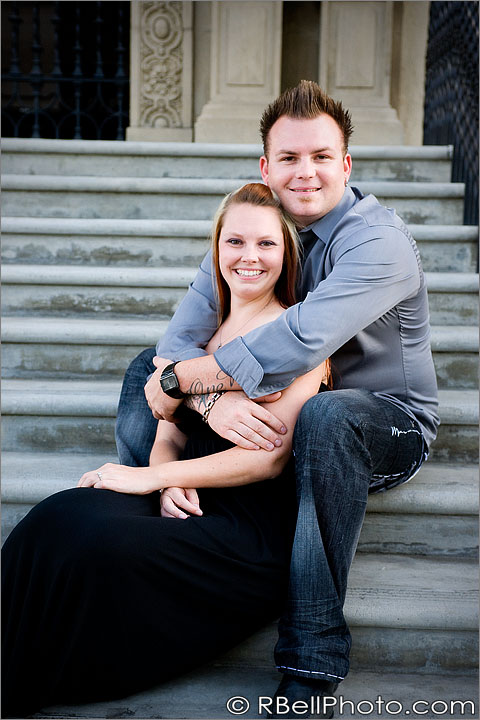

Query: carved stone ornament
left=139, top=2, right=184, bottom=128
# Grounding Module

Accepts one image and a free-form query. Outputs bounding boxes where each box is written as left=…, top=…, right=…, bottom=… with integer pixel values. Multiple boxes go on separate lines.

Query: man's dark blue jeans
left=115, top=348, right=159, bottom=467
left=115, top=348, right=427, bottom=684
left=273, top=388, right=427, bottom=684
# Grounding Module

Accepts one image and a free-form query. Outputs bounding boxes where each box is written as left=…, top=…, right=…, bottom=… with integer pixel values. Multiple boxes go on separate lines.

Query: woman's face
left=218, top=203, right=285, bottom=301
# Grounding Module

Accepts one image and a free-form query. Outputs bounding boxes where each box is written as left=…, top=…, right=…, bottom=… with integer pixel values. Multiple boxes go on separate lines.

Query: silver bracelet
left=202, top=392, right=224, bottom=424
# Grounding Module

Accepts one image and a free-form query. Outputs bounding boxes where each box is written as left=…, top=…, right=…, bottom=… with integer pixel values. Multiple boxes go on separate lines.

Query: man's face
left=259, top=114, right=352, bottom=227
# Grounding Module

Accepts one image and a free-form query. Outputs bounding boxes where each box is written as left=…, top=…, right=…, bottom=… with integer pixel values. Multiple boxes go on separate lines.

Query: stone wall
left=127, top=0, right=430, bottom=145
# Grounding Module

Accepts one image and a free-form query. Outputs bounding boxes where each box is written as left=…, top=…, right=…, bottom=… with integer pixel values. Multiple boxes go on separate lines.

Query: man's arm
left=144, top=355, right=287, bottom=451
left=148, top=227, right=419, bottom=446
left=80, top=365, right=324, bottom=495
left=155, top=228, right=419, bottom=399
left=213, top=229, right=421, bottom=397
left=155, top=250, right=218, bottom=362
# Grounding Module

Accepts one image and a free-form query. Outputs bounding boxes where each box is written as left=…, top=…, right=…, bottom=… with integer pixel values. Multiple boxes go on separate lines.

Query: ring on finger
left=96, top=471, right=103, bottom=481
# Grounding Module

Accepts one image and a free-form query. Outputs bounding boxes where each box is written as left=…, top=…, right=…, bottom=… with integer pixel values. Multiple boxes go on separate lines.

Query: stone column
left=319, top=1, right=404, bottom=144
left=391, top=1, right=430, bottom=146
left=127, top=1, right=193, bottom=142
left=194, top=1, right=283, bottom=143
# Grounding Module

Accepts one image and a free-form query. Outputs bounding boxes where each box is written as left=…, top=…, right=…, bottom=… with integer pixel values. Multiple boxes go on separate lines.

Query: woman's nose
left=241, top=245, right=259, bottom=262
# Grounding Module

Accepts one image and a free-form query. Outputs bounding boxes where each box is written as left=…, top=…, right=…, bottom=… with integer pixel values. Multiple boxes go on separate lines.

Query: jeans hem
left=276, top=665, right=345, bottom=682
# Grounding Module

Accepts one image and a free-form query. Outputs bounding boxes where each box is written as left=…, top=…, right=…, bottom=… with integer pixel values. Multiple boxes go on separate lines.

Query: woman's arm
left=154, top=366, right=322, bottom=489
left=78, top=363, right=326, bottom=494
left=149, top=420, right=187, bottom=466
left=150, top=421, right=203, bottom=518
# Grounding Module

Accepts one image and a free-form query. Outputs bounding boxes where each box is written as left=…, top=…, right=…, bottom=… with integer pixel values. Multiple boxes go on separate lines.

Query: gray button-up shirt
left=157, top=187, right=439, bottom=448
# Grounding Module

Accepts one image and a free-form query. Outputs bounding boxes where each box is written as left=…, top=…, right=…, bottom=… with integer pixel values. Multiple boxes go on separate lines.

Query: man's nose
left=296, top=157, right=316, bottom=178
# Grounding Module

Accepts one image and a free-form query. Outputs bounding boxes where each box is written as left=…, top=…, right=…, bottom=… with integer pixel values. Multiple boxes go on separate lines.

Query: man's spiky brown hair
left=260, top=80, right=354, bottom=156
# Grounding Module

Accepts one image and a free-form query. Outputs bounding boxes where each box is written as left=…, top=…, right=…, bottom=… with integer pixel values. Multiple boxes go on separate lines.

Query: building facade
left=127, top=0, right=430, bottom=145
left=2, top=1, right=431, bottom=146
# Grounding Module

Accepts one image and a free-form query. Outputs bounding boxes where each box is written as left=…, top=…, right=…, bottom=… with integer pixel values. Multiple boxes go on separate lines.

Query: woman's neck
left=228, top=291, right=278, bottom=321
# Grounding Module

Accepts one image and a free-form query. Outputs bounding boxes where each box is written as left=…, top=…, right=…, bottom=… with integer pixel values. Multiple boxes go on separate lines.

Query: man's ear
left=259, top=155, right=269, bottom=184
left=344, top=153, right=352, bottom=181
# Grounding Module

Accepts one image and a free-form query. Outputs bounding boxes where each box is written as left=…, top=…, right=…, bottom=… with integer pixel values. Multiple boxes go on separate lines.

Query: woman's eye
left=260, top=241, right=274, bottom=247
left=227, top=238, right=242, bottom=245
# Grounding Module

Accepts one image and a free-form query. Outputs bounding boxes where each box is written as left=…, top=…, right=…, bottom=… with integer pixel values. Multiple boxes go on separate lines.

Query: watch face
left=162, top=374, right=178, bottom=393
left=160, top=365, right=183, bottom=398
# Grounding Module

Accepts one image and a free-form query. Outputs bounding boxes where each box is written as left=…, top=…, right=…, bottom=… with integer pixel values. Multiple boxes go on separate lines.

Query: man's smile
left=289, top=188, right=321, bottom=193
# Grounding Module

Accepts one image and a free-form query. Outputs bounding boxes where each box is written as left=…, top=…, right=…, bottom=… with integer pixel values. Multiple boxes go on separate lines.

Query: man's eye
left=280, top=156, right=295, bottom=162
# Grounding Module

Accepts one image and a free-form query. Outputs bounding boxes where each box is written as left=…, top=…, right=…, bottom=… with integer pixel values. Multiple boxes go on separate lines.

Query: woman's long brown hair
left=210, top=182, right=331, bottom=388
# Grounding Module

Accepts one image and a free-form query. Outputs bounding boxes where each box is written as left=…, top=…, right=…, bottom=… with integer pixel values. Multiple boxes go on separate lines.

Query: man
left=115, top=80, right=439, bottom=717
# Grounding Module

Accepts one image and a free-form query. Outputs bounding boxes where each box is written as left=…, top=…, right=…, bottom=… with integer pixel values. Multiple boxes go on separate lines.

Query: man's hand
left=160, top=487, right=203, bottom=519
left=144, top=356, right=182, bottom=421
left=207, top=391, right=287, bottom=451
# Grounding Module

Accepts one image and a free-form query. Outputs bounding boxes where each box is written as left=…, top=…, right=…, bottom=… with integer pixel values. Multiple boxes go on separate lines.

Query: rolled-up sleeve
left=215, top=228, right=421, bottom=397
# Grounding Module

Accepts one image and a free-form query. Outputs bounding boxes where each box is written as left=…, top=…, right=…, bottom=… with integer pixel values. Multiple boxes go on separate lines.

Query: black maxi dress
left=2, top=410, right=296, bottom=717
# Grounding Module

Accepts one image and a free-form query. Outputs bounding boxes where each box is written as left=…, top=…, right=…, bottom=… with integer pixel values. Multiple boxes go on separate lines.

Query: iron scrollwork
left=1, top=1, right=130, bottom=140
left=424, top=1, right=479, bottom=225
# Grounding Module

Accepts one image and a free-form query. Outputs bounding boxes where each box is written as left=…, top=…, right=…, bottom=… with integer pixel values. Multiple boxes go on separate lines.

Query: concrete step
left=2, top=318, right=478, bottom=389
left=2, top=137, right=454, bottom=182
left=2, top=454, right=478, bottom=677
left=430, top=325, right=479, bottom=388
left=2, top=265, right=478, bottom=326
left=1, top=264, right=192, bottom=320
left=1, top=175, right=465, bottom=224
left=361, top=462, right=478, bottom=557
left=1, top=217, right=213, bottom=269
left=33, top=668, right=479, bottom=719
left=2, top=453, right=477, bottom=558
left=18, top=553, right=480, bottom=699
left=429, top=389, right=479, bottom=464
left=2, top=218, right=478, bottom=273
left=426, top=272, right=479, bottom=326
left=1, top=379, right=478, bottom=461
left=1, top=451, right=117, bottom=542
left=201, top=555, right=478, bottom=678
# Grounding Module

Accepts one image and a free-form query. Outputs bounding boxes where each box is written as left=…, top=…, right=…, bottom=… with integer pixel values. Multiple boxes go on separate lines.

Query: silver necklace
left=217, top=297, right=274, bottom=349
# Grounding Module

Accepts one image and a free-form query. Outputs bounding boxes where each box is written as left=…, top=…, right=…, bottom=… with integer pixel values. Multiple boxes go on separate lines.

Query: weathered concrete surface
left=33, top=667, right=478, bottom=719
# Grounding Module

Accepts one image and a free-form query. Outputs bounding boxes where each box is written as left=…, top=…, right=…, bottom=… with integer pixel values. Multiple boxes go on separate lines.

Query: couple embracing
left=2, top=81, right=439, bottom=719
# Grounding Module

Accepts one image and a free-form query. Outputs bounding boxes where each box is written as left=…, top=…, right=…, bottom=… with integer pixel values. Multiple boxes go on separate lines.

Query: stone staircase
left=1, top=138, right=478, bottom=719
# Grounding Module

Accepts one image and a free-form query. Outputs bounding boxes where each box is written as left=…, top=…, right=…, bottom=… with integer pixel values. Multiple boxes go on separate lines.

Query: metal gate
left=424, top=1, right=479, bottom=225
left=1, top=1, right=130, bottom=140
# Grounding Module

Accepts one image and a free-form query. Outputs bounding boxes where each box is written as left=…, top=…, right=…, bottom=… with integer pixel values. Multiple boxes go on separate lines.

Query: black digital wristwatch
left=159, top=362, right=185, bottom=399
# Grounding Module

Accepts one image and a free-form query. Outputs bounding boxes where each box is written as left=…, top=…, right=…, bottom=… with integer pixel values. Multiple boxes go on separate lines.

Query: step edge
left=1, top=137, right=455, bottom=159
left=1, top=175, right=466, bottom=197
left=3, top=265, right=478, bottom=291
left=2, top=318, right=478, bottom=351
left=4, top=218, right=476, bottom=241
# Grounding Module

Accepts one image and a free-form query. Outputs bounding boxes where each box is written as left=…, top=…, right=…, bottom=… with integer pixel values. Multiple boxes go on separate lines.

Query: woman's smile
left=233, top=268, right=265, bottom=277
left=219, top=203, right=285, bottom=300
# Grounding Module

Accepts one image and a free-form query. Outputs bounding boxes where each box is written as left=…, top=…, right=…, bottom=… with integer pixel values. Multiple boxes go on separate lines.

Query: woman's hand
left=160, top=487, right=203, bottom=519
left=77, top=463, right=159, bottom=495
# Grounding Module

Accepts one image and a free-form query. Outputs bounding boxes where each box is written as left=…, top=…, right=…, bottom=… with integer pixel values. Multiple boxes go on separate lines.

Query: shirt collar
left=300, top=187, right=358, bottom=244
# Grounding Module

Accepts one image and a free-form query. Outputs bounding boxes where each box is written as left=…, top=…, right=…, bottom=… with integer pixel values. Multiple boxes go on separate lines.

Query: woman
left=2, top=184, right=329, bottom=717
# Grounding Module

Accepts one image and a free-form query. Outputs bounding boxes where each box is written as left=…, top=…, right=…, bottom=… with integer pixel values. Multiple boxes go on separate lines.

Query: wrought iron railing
left=424, top=1, right=479, bottom=225
left=1, top=1, right=129, bottom=140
